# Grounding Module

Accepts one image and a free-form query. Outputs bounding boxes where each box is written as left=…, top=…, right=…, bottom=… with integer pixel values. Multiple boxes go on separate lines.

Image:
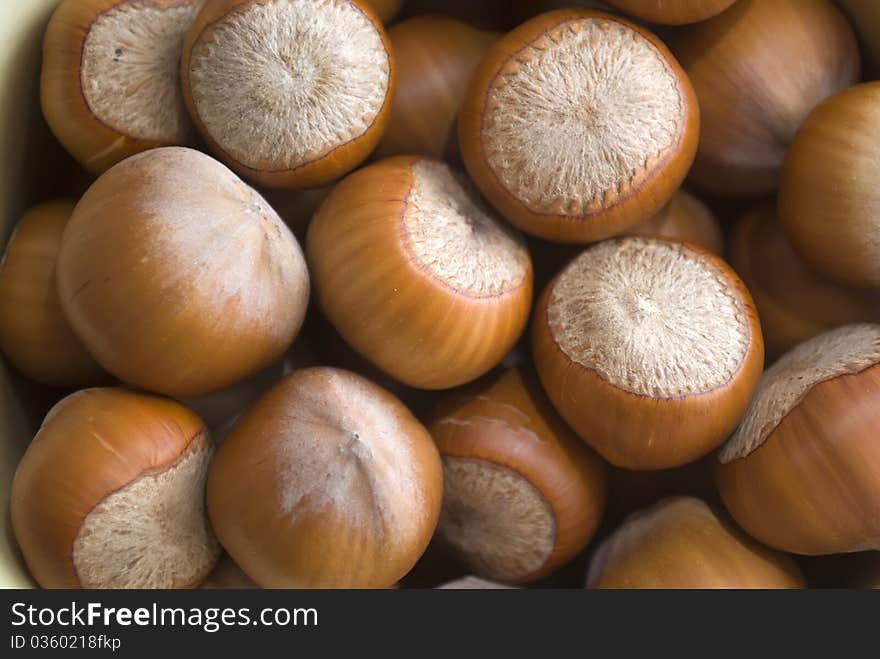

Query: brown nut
left=0, top=201, right=105, bottom=387
left=41, top=0, right=201, bottom=175
left=533, top=236, right=764, bottom=470
left=728, top=202, right=880, bottom=360
left=671, top=0, right=859, bottom=197
left=56, top=147, right=310, bottom=397
left=779, top=83, right=880, bottom=289
left=207, top=367, right=443, bottom=588
left=10, top=388, right=219, bottom=588
left=181, top=0, right=395, bottom=189
left=376, top=15, right=498, bottom=161
left=715, top=324, right=880, bottom=555
left=307, top=156, right=532, bottom=390
left=459, top=9, right=698, bottom=243
left=587, top=497, right=805, bottom=589
left=604, top=0, right=736, bottom=25
left=429, top=368, right=607, bottom=584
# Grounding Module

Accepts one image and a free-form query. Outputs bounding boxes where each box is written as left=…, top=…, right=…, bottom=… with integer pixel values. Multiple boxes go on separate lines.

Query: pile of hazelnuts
left=1, top=0, right=879, bottom=590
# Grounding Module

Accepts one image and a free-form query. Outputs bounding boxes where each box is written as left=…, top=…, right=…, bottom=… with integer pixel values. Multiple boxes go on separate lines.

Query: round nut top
left=479, top=13, right=688, bottom=217
left=186, top=0, right=391, bottom=172
left=546, top=236, right=753, bottom=398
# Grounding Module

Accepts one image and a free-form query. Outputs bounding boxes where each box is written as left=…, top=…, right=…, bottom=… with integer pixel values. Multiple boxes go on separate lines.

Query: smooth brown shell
left=778, top=83, right=880, bottom=289
left=207, top=367, right=443, bottom=588
left=671, top=0, right=860, bottom=197
left=728, top=203, right=880, bottom=360
left=587, top=497, right=805, bottom=588
left=0, top=201, right=105, bottom=386
left=604, top=0, right=736, bottom=24
left=56, top=147, right=310, bottom=397
left=377, top=15, right=498, bottom=161
left=715, top=363, right=880, bottom=555
left=459, top=9, right=699, bottom=243
left=307, top=155, right=533, bottom=390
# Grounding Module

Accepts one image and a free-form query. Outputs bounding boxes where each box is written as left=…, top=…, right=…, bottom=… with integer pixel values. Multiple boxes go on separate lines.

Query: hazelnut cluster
left=2, top=0, right=879, bottom=589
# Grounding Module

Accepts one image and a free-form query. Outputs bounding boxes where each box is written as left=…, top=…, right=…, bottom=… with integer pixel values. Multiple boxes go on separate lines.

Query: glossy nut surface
left=779, top=83, right=880, bottom=289
left=728, top=202, right=880, bottom=359
left=308, top=156, right=532, bottom=390
left=587, top=497, right=805, bottom=589
left=604, top=0, right=736, bottom=25
left=716, top=324, right=880, bottom=555
left=377, top=15, right=498, bottom=161
left=671, top=0, right=859, bottom=197
left=0, top=201, right=105, bottom=387
left=207, top=367, right=443, bottom=588
left=56, top=147, right=309, bottom=396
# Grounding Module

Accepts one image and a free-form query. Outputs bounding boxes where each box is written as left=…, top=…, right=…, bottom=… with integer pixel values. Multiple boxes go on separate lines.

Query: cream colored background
left=0, top=0, right=65, bottom=589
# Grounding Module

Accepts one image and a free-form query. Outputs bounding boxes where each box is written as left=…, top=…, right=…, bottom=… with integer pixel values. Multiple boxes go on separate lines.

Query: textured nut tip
left=720, top=323, right=880, bottom=463
left=81, top=2, right=201, bottom=143
left=547, top=237, right=751, bottom=398
left=73, top=435, right=220, bottom=589
left=404, top=160, right=529, bottom=297
left=186, top=0, right=391, bottom=173
left=438, top=456, right=556, bottom=583
left=480, top=15, right=686, bottom=215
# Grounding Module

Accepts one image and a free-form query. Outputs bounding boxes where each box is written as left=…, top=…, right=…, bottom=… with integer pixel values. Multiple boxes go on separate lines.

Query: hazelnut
left=41, top=0, right=201, bottom=174
left=0, top=201, right=104, bottom=387
left=56, top=147, right=310, bottom=397
left=459, top=9, right=698, bottom=242
left=671, top=0, right=859, bottom=197
left=779, top=83, right=880, bottom=289
left=533, top=236, right=763, bottom=469
left=10, top=388, right=219, bottom=588
left=728, top=202, right=880, bottom=360
left=604, top=0, right=736, bottom=25
left=181, top=0, right=395, bottom=188
left=377, top=15, right=498, bottom=161
left=716, top=324, right=880, bottom=555
left=207, top=367, right=443, bottom=588
left=307, top=156, right=532, bottom=389
left=587, top=497, right=805, bottom=589
left=430, top=368, right=607, bottom=584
